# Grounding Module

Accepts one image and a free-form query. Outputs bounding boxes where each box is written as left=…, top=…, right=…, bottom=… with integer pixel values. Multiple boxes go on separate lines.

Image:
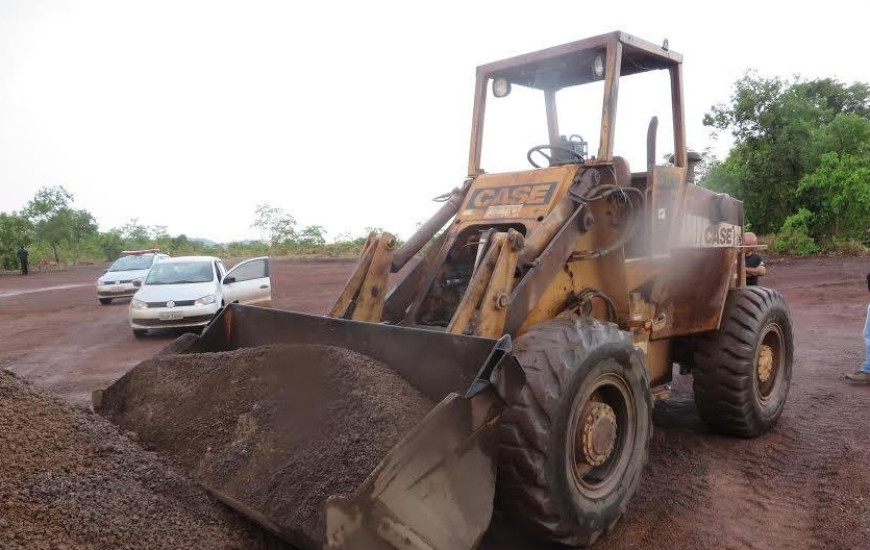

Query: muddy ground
left=1, top=255, right=870, bottom=549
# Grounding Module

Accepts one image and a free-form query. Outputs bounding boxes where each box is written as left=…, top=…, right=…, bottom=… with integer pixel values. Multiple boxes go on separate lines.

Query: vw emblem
left=166, top=300, right=175, bottom=308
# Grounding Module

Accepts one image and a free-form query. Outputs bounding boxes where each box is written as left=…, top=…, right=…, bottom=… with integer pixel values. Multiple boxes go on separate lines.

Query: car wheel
left=99, top=298, right=112, bottom=305
left=132, top=329, right=147, bottom=338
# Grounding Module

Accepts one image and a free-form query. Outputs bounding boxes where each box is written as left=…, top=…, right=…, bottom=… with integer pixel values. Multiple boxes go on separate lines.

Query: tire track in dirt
left=0, top=283, right=90, bottom=298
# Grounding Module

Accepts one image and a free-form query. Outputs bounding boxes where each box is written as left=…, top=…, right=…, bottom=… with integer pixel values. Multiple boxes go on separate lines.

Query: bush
left=772, top=209, right=819, bottom=255
left=823, top=238, right=869, bottom=255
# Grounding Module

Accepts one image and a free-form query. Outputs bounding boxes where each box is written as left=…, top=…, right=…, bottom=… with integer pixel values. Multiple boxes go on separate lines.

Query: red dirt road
left=0, top=258, right=357, bottom=406
left=2, top=255, right=870, bottom=549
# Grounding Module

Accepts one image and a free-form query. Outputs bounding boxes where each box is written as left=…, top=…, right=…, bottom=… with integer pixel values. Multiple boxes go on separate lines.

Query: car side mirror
left=223, top=276, right=236, bottom=284
left=133, top=280, right=142, bottom=288
left=103, top=269, right=109, bottom=274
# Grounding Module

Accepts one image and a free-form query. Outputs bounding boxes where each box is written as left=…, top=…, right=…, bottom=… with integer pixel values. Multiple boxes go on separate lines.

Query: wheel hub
left=757, top=344, right=774, bottom=383
left=579, top=402, right=617, bottom=467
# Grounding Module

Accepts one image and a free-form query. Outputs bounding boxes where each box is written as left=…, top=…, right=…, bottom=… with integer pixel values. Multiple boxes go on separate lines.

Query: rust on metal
left=351, top=232, right=396, bottom=322
left=382, top=230, right=450, bottom=324
left=757, top=345, right=774, bottom=383
left=579, top=401, right=617, bottom=467
left=447, top=233, right=507, bottom=335
left=329, top=234, right=378, bottom=318
left=477, top=229, right=523, bottom=338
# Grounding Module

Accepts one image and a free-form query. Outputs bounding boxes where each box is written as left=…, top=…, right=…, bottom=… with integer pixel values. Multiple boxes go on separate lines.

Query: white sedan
left=97, top=250, right=169, bottom=304
left=128, top=255, right=271, bottom=337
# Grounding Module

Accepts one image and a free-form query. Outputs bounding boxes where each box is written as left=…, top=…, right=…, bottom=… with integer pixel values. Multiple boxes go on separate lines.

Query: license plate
left=158, top=311, right=184, bottom=321
left=111, top=286, right=127, bottom=293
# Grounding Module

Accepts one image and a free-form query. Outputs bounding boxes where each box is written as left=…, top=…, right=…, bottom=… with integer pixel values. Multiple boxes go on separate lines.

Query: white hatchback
left=128, top=255, right=271, bottom=337
left=97, top=250, right=169, bottom=304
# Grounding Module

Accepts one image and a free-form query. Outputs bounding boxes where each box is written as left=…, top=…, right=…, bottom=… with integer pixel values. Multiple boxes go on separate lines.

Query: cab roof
left=478, top=30, right=682, bottom=90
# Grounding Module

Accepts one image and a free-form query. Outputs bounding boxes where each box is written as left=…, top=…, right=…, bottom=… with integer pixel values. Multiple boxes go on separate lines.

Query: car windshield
left=108, top=254, right=154, bottom=272
left=145, top=262, right=214, bottom=285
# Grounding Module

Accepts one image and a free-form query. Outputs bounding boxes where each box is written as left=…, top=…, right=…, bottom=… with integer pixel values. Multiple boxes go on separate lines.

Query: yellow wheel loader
left=96, top=31, right=794, bottom=549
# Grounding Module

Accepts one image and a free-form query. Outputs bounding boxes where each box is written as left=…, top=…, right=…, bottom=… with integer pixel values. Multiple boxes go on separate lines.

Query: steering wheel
left=526, top=145, right=585, bottom=169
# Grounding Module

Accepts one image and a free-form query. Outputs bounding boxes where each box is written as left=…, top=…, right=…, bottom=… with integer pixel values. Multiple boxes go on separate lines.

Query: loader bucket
left=96, top=304, right=523, bottom=550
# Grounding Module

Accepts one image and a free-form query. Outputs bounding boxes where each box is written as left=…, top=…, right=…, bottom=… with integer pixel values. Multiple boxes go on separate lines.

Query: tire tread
left=497, top=317, right=652, bottom=547
left=692, top=286, right=793, bottom=437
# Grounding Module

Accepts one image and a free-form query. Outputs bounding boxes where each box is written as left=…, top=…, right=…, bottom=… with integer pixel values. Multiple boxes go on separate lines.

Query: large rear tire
left=496, top=317, right=652, bottom=547
left=692, top=286, right=793, bottom=437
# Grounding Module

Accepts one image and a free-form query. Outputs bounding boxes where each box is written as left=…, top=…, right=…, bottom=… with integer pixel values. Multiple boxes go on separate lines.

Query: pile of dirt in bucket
left=0, top=369, right=279, bottom=550
left=98, top=344, right=435, bottom=548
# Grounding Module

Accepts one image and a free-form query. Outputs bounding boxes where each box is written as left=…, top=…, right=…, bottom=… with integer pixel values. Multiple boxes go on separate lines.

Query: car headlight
left=194, top=294, right=216, bottom=306
left=131, top=298, right=148, bottom=310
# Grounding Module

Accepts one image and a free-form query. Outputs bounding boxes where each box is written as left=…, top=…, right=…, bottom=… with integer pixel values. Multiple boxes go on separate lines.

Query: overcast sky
left=1, top=0, right=868, bottom=242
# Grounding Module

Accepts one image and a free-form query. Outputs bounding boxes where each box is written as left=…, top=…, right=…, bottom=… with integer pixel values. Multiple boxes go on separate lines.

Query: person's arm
left=746, top=264, right=766, bottom=277
left=745, top=254, right=766, bottom=277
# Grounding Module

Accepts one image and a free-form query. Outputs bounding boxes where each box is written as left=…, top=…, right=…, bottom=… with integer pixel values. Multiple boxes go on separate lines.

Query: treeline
left=703, top=73, right=870, bottom=254
left=0, top=187, right=370, bottom=271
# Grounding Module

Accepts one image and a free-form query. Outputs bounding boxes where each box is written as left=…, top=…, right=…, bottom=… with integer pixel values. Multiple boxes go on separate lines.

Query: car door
left=221, top=257, right=271, bottom=306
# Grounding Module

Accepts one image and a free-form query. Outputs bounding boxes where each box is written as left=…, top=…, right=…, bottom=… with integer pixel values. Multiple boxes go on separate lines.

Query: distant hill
left=190, top=237, right=263, bottom=248
left=190, top=237, right=220, bottom=248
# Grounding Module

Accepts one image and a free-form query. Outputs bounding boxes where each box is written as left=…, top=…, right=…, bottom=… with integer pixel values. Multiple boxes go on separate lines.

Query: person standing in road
left=847, top=231, right=870, bottom=382
left=743, top=232, right=766, bottom=286
left=16, top=246, right=28, bottom=276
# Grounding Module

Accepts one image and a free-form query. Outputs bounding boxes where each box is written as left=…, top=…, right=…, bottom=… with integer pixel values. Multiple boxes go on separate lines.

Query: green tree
left=772, top=208, right=818, bottom=255
left=119, top=219, right=152, bottom=249
left=297, top=225, right=327, bottom=246
left=0, top=213, right=34, bottom=269
left=251, top=203, right=297, bottom=246
left=704, top=73, right=870, bottom=234
left=170, top=234, right=194, bottom=255
left=99, top=229, right=125, bottom=261
left=812, top=114, right=870, bottom=158
left=0, top=213, right=33, bottom=248
left=22, top=186, right=97, bottom=262
left=796, top=151, right=870, bottom=242
left=792, top=78, right=870, bottom=119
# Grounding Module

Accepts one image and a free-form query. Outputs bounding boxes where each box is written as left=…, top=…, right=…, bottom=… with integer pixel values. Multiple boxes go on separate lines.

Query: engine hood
left=133, top=281, right=218, bottom=303
left=99, top=269, right=149, bottom=283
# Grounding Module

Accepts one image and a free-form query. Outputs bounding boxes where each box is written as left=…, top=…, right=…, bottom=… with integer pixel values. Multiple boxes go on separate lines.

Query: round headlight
left=592, top=55, right=605, bottom=79
left=492, top=77, right=512, bottom=98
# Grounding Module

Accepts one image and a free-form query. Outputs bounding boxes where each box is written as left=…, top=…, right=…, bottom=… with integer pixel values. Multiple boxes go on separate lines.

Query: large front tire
left=497, top=317, right=652, bottom=547
left=692, top=286, right=793, bottom=437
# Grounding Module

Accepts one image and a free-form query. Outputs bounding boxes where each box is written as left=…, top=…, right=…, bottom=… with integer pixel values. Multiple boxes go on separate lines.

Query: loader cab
left=468, top=31, right=689, bottom=258
left=470, top=31, right=687, bottom=173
